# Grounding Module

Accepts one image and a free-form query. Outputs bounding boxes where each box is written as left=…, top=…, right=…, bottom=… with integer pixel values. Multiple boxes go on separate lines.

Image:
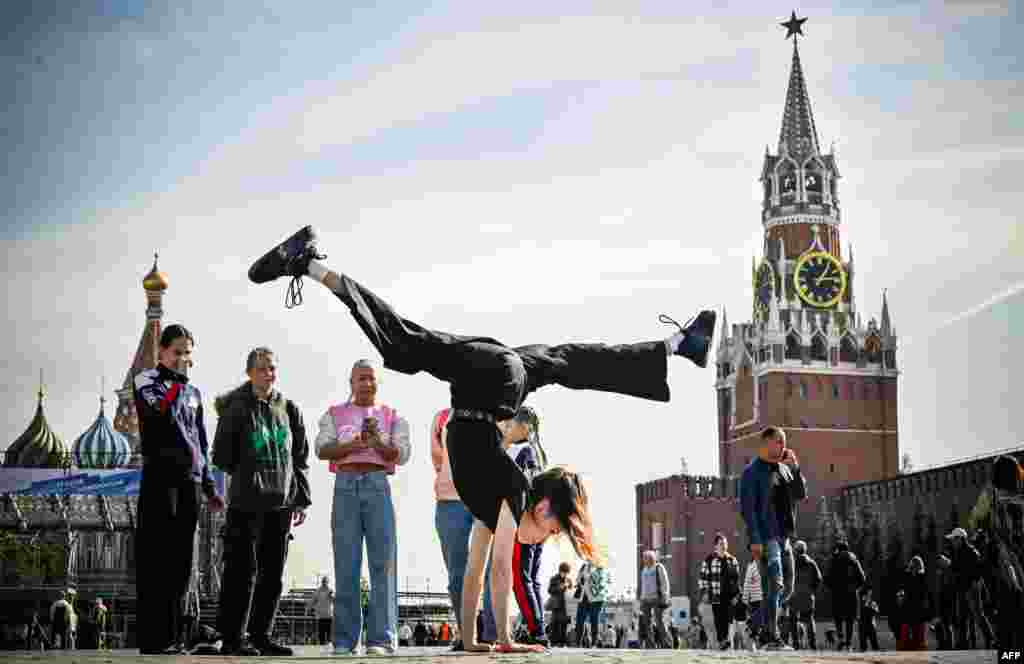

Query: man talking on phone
left=739, top=426, right=807, bottom=651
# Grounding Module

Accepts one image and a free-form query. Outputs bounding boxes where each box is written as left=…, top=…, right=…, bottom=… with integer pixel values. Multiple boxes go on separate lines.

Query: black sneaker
left=248, top=225, right=322, bottom=285
left=524, top=635, right=549, bottom=648
left=252, top=638, right=293, bottom=656
left=660, top=310, right=716, bottom=368
left=221, top=641, right=261, bottom=656
left=762, top=640, right=793, bottom=651
left=140, top=645, right=185, bottom=655
left=449, top=640, right=464, bottom=652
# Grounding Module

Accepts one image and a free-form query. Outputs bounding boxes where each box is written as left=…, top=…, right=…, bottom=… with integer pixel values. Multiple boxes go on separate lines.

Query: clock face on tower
left=754, top=261, right=775, bottom=317
left=794, top=251, right=847, bottom=308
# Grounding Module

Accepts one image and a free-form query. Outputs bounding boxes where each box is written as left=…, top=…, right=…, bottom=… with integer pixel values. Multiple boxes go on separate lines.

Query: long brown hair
left=528, top=467, right=603, bottom=564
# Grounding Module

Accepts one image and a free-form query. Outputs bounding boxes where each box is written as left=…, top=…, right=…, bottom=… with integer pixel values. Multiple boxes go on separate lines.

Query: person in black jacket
left=825, top=541, right=865, bottom=651
left=212, top=347, right=312, bottom=656
left=858, top=588, right=880, bottom=651
left=134, top=325, right=225, bottom=655
left=788, top=540, right=822, bottom=650
left=946, top=527, right=995, bottom=649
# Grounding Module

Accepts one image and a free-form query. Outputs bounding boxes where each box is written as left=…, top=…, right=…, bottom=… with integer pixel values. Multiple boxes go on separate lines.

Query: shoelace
left=285, top=275, right=304, bottom=309
left=658, top=313, right=697, bottom=334
left=284, top=249, right=326, bottom=309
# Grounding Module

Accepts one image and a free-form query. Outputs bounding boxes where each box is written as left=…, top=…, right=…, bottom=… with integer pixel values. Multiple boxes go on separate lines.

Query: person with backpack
left=825, top=540, right=865, bottom=650
left=946, top=527, right=995, bottom=650
left=639, top=550, right=671, bottom=648
left=697, top=533, right=741, bottom=649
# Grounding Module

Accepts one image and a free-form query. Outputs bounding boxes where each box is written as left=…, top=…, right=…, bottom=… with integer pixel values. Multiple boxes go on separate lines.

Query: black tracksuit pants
left=217, top=508, right=293, bottom=644
left=329, top=272, right=670, bottom=417
left=135, top=474, right=200, bottom=652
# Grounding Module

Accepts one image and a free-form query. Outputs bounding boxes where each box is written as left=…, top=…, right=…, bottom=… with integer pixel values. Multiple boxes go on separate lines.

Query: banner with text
left=0, top=468, right=226, bottom=496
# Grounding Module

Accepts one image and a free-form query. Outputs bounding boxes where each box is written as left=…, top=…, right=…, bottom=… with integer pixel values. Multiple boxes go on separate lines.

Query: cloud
left=902, top=281, right=1024, bottom=346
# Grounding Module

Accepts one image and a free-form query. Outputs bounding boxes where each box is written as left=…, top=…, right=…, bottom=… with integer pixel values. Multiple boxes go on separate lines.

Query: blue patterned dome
left=73, top=396, right=132, bottom=469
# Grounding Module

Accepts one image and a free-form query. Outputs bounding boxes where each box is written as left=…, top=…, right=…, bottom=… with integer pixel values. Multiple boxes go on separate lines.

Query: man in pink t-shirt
left=431, top=407, right=474, bottom=650
left=316, top=359, right=411, bottom=655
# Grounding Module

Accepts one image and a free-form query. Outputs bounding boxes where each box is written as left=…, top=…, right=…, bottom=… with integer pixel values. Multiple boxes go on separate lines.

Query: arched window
left=831, top=382, right=840, bottom=399
left=779, top=163, right=797, bottom=199
left=840, top=335, right=858, bottom=363
left=866, top=334, right=882, bottom=363
left=805, top=164, right=824, bottom=198
left=764, top=177, right=774, bottom=203
left=785, top=331, right=802, bottom=360
left=799, top=381, right=808, bottom=399
left=810, top=334, right=827, bottom=362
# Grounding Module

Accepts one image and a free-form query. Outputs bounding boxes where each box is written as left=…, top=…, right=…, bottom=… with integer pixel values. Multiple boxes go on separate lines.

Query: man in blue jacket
left=739, top=426, right=807, bottom=651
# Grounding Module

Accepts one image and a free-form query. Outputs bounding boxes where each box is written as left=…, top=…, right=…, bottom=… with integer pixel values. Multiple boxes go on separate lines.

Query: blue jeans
left=758, top=537, right=794, bottom=641
left=331, top=472, right=397, bottom=650
left=435, top=500, right=474, bottom=628
left=480, top=554, right=497, bottom=642
left=575, top=599, right=604, bottom=646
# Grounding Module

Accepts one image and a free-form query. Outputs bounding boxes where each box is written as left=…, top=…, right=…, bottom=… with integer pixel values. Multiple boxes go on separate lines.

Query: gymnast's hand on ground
left=464, top=641, right=494, bottom=652
left=495, top=642, right=547, bottom=653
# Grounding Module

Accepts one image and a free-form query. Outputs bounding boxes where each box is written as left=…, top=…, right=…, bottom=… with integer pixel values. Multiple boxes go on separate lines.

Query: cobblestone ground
left=0, top=646, right=998, bottom=664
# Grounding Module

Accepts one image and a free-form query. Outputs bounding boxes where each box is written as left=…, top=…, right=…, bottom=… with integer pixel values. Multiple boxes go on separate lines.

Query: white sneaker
left=365, top=645, right=395, bottom=655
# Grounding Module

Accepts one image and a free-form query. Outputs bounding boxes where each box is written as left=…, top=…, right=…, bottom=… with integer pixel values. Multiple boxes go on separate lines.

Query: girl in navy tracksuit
left=481, top=407, right=549, bottom=644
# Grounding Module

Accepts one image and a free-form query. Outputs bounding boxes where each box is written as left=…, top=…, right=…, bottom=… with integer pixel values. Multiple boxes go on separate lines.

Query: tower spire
left=777, top=13, right=820, bottom=163
left=720, top=307, right=729, bottom=349
left=881, top=289, right=892, bottom=337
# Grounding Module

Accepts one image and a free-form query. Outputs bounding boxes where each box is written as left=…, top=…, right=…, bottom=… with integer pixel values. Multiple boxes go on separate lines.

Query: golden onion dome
left=142, top=253, right=169, bottom=291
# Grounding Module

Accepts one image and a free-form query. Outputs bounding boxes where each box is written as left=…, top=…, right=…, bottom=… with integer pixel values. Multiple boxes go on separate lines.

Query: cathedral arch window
left=763, top=176, right=774, bottom=203
left=799, top=381, right=808, bottom=399
left=840, top=335, right=858, bottom=363
left=785, top=331, right=802, bottom=360
left=831, top=382, right=840, bottom=399
left=810, top=334, right=827, bottom=362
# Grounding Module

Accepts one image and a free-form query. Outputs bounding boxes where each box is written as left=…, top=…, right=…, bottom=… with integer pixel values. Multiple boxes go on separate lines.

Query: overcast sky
left=2, top=1, right=1022, bottom=595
